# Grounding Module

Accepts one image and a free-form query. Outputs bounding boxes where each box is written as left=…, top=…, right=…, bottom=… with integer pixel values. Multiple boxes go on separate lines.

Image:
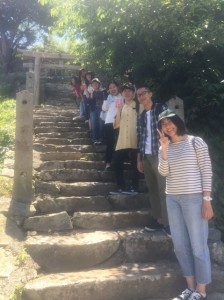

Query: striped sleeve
left=158, top=148, right=170, bottom=176
left=194, top=137, right=213, bottom=192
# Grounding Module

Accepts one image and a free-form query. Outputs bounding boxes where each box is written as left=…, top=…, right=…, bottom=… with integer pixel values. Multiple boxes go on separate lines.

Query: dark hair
left=158, top=115, right=187, bottom=137
left=107, top=80, right=119, bottom=90
left=84, top=71, right=95, bottom=84
left=136, top=85, right=152, bottom=92
left=121, top=82, right=135, bottom=92
left=71, top=76, right=79, bottom=85
left=81, top=78, right=89, bottom=86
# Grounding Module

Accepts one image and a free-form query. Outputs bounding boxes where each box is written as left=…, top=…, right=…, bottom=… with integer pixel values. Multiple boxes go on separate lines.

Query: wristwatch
left=203, top=196, right=212, bottom=201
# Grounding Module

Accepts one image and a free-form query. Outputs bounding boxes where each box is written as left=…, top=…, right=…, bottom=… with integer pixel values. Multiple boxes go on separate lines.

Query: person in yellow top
left=109, top=82, right=139, bottom=195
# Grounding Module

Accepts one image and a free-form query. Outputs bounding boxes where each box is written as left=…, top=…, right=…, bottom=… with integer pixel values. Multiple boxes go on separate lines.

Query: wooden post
left=10, top=90, right=33, bottom=219
left=34, top=57, right=41, bottom=105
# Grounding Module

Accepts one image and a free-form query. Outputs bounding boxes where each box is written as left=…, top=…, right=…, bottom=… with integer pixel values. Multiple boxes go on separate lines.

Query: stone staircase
left=22, top=103, right=224, bottom=300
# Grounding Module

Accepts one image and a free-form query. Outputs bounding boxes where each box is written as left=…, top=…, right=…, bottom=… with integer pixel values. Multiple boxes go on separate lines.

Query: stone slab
left=23, top=211, right=73, bottom=232
left=25, top=231, right=120, bottom=272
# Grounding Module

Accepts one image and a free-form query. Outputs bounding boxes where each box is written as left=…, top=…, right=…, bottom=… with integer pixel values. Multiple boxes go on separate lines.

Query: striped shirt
left=158, top=135, right=212, bottom=194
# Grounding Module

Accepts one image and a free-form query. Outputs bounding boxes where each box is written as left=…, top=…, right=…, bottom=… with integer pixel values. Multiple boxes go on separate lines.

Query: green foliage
left=0, top=98, right=16, bottom=168
left=16, top=248, right=29, bottom=267
left=0, top=176, right=13, bottom=196
left=0, top=0, right=52, bottom=72
left=9, top=284, right=24, bottom=300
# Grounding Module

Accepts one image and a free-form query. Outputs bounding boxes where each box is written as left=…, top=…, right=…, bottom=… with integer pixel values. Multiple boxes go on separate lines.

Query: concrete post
left=167, top=96, right=184, bottom=121
left=10, top=90, right=33, bottom=219
left=34, top=57, right=41, bottom=105
left=26, top=71, right=34, bottom=93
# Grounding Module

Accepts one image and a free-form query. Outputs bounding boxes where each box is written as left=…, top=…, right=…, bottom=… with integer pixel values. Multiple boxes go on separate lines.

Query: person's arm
left=113, top=102, right=122, bottom=129
left=194, top=137, right=214, bottom=220
left=157, top=129, right=170, bottom=176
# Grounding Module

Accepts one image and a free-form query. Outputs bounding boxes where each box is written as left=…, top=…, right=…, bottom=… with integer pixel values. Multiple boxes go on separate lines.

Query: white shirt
left=145, top=110, right=152, bottom=154
left=103, top=94, right=123, bottom=124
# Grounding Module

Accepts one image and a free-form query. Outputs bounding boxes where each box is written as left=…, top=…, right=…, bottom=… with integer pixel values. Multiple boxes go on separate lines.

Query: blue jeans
left=166, top=193, right=211, bottom=284
left=90, top=107, right=104, bottom=141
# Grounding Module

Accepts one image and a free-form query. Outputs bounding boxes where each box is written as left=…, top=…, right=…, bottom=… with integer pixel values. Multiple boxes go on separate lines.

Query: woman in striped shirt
left=157, top=109, right=214, bottom=300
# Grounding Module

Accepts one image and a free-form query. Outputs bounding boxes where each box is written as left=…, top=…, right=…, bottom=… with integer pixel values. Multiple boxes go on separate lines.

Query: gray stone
left=0, top=214, right=24, bottom=246
left=72, top=210, right=150, bottom=230
left=23, top=211, right=73, bottom=232
left=34, top=195, right=112, bottom=213
left=208, top=227, right=221, bottom=242
left=119, top=229, right=175, bottom=263
left=210, top=241, right=224, bottom=267
left=25, top=231, right=120, bottom=272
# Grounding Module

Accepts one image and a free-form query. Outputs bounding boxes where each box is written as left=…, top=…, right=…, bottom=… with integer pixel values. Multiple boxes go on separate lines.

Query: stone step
left=23, top=210, right=151, bottom=232
left=34, top=108, right=75, bottom=115
left=33, top=143, right=94, bottom=153
left=34, top=137, right=91, bottom=145
left=21, top=262, right=224, bottom=300
left=33, top=113, right=78, bottom=127
left=36, top=160, right=105, bottom=171
left=35, top=180, right=116, bottom=196
left=22, top=261, right=185, bottom=300
left=38, top=168, right=115, bottom=182
left=35, top=180, right=147, bottom=196
left=37, top=121, right=84, bottom=128
left=34, top=131, right=89, bottom=139
left=39, top=152, right=105, bottom=161
left=72, top=210, right=151, bottom=230
left=34, top=126, right=87, bottom=134
left=24, top=229, right=174, bottom=272
left=38, top=168, right=139, bottom=182
left=34, top=193, right=149, bottom=214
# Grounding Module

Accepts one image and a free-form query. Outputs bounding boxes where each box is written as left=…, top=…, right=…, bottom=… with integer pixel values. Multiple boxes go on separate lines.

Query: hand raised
left=157, top=129, right=169, bottom=147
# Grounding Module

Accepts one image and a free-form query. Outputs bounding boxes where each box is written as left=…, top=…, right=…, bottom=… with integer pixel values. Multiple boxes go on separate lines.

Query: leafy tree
left=0, top=0, right=52, bottom=73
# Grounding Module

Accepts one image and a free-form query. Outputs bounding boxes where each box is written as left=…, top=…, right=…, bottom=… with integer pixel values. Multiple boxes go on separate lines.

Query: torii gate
left=18, top=49, right=81, bottom=105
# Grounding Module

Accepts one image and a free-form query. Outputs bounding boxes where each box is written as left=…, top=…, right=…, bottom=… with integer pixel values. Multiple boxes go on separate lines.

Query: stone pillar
left=167, top=96, right=184, bottom=121
left=34, top=57, right=41, bottom=105
left=26, top=71, right=34, bottom=93
left=10, top=90, right=33, bottom=219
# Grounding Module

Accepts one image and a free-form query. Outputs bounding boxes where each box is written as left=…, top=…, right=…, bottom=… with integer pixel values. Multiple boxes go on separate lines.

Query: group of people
left=70, top=69, right=214, bottom=300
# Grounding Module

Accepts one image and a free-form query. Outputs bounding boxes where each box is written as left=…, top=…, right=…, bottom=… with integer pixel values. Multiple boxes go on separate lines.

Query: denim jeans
left=90, top=107, right=104, bottom=141
left=166, top=193, right=211, bottom=284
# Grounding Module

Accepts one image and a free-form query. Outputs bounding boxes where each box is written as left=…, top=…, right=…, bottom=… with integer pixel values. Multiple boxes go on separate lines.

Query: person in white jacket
left=102, top=80, right=123, bottom=170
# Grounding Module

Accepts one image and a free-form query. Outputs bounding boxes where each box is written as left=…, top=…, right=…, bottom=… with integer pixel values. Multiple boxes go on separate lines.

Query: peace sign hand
left=157, top=129, right=169, bottom=148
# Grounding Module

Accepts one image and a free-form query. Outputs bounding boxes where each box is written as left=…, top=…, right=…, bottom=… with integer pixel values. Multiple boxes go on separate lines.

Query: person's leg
left=166, top=195, right=196, bottom=284
left=105, top=123, right=115, bottom=164
left=79, top=99, right=85, bottom=118
left=142, top=155, right=163, bottom=222
left=114, top=149, right=126, bottom=189
left=90, top=110, right=97, bottom=141
left=182, top=194, right=211, bottom=295
left=168, top=194, right=211, bottom=297
left=129, top=149, right=139, bottom=190
left=147, top=155, right=168, bottom=226
left=99, top=117, right=105, bottom=142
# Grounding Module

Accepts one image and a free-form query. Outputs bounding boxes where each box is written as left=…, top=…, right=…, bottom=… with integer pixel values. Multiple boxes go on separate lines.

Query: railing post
left=34, top=57, right=41, bottom=105
left=26, top=71, right=34, bottom=93
left=167, top=96, right=184, bottom=121
left=10, top=90, right=33, bottom=219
